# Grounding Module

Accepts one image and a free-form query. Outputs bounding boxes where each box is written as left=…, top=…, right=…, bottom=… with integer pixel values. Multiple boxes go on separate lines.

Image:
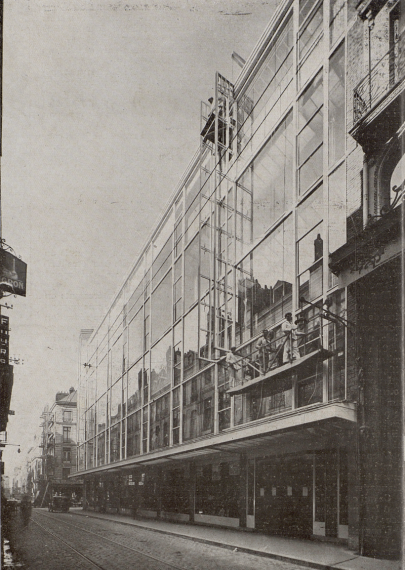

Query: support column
left=189, top=462, right=196, bottom=523
left=238, top=453, right=247, bottom=528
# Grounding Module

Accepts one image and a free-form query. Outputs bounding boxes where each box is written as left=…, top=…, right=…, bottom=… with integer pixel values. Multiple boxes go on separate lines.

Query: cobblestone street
left=4, top=509, right=314, bottom=570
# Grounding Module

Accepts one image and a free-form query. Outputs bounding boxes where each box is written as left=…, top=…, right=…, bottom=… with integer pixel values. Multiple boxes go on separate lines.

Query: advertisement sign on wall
left=0, top=250, right=27, bottom=297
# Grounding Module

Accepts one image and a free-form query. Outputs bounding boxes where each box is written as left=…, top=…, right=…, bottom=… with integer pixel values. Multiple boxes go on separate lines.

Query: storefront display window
left=195, top=462, right=240, bottom=518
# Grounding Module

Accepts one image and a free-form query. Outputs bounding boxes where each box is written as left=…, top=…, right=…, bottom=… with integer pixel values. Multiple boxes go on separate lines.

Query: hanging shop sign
left=0, top=316, right=9, bottom=365
left=0, top=250, right=27, bottom=297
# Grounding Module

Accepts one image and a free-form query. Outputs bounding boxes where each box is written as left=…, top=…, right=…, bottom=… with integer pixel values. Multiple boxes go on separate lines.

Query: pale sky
left=1, top=0, right=278, bottom=476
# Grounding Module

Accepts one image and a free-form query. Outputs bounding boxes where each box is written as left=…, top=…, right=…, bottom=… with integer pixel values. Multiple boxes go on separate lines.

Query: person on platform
left=225, top=346, right=242, bottom=387
left=281, top=313, right=304, bottom=363
left=255, top=329, right=277, bottom=373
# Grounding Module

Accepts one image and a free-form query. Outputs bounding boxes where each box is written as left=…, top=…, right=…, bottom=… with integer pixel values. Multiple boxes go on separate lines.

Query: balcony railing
left=225, top=321, right=332, bottom=397
left=353, top=31, right=405, bottom=124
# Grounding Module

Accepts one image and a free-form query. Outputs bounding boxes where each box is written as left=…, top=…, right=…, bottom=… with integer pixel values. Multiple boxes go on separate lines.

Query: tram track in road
left=33, top=510, right=193, bottom=570
left=31, top=516, right=107, bottom=570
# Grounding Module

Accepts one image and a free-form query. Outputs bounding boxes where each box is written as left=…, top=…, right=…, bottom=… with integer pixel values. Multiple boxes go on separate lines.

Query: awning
left=227, top=348, right=332, bottom=396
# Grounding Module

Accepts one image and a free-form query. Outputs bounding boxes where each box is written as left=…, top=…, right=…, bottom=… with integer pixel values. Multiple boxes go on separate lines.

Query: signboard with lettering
left=0, top=316, right=9, bottom=365
left=0, top=250, right=27, bottom=297
left=340, top=237, right=402, bottom=288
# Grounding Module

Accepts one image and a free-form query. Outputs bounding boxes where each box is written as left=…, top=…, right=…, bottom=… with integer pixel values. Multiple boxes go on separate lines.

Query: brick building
left=73, top=0, right=403, bottom=560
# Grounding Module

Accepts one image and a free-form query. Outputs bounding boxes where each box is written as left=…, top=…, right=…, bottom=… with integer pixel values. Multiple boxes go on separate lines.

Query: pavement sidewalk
left=70, top=508, right=402, bottom=570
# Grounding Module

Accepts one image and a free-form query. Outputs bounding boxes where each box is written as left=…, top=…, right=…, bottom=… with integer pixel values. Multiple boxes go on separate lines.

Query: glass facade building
left=74, top=0, right=404, bottom=557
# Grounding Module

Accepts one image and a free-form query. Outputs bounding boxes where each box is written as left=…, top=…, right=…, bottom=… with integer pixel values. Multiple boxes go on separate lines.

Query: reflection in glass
left=183, top=370, right=214, bottom=440
left=150, top=332, right=172, bottom=397
left=97, top=355, right=108, bottom=396
left=111, top=336, right=123, bottom=384
left=330, top=0, right=345, bottom=47
left=151, top=270, right=172, bottom=344
left=127, top=411, right=141, bottom=457
left=297, top=71, right=323, bottom=194
left=110, top=423, right=120, bottom=462
left=329, top=43, right=345, bottom=166
left=252, top=113, right=293, bottom=239
left=127, top=362, right=142, bottom=414
left=149, top=394, right=170, bottom=450
left=297, top=185, right=323, bottom=239
left=110, top=379, right=122, bottom=425
left=183, top=307, right=199, bottom=380
left=329, top=165, right=346, bottom=253
left=299, top=145, right=323, bottom=195
left=298, top=36, right=324, bottom=89
left=184, top=236, right=199, bottom=311
left=237, top=217, right=294, bottom=343
left=128, top=310, right=143, bottom=366
left=298, top=109, right=323, bottom=167
left=236, top=169, right=253, bottom=258
left=298, top=224, right=324, bottom=301
left=97, top=393, right=107, bottom=433
left=298, top=71, right=323, bottom=130
left=152, top=235, right=172, bottom=286
left=96, top=432, right=105, bottom=466
left=299, top=3, right=323, bottom=60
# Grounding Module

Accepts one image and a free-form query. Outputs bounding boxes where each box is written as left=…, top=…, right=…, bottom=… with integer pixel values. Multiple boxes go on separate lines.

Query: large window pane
left=184, top=236, right=199, bottom=311
left=328, top=43, right=345, bottom=166
left=97, top=393, right=107, bottom=433
left=110, top=379, right=122, bottom=425
left=152, top=235, right=172, bottom=286
left=298, top=224, right=324, bottom=300
left=329, top=165, right=346, bottom=253
left=149, top=393, right=170, bottom=450
left=244, top=17, right=293, bottom=118
left=236, top=168, right=253, bottom=258
left=298, top=109, right=323, bottom=166
left=110, top=423, right=120, bottom=462
left=183, top=370, right=214, bottom=441
left=298, top=71, right=323, bottom=129
left=300, top=0, right=317, bottom=24
left=237, top=217, right=294, bottom=341
left=330, top=0, right=345, bottom=47
left=299, top=145, right=323, bottom=194
left=252, top=112, right=293, bottom=240
left=127, top=361, right=142, bottom=414
left=297, top=185, right=323, bottom=239
left=298, top=38, right=324, bottom=89
left=299, top=3, right=323, bottom=60
left=150, top=331, right=172, bottom=397
left=151, top=270, right=172, bottom=344
left=128, top=309, right=143, bottom=366
left=97, top=355, right=108, bottom=397
left=127, top=411, right=141, bottom=457
left=298, top=224, right=324, bottom=274
left=183, top=306, right=199, bottom=380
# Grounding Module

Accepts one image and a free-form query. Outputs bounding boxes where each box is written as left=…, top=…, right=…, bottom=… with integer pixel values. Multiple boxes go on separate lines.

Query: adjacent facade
left=74, top=0, right=403, bottom=560
left=36, top=388, right=82, bottom=506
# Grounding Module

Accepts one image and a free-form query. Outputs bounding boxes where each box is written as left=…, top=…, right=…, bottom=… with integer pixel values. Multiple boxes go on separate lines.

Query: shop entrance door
left=255, top=454, right=313, bottom=537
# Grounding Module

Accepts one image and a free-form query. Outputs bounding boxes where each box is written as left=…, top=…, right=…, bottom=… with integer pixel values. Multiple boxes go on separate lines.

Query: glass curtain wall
left=78, top=0, right=349, bottom=474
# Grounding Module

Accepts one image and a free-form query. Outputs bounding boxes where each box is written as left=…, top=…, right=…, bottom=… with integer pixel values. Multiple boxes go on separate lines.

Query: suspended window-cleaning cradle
left=227, top=346, right=333, bottom=396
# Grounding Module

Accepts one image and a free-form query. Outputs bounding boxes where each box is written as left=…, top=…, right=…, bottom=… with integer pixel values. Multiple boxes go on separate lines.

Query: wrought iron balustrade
left=353, top=31, right=405, bottom=124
